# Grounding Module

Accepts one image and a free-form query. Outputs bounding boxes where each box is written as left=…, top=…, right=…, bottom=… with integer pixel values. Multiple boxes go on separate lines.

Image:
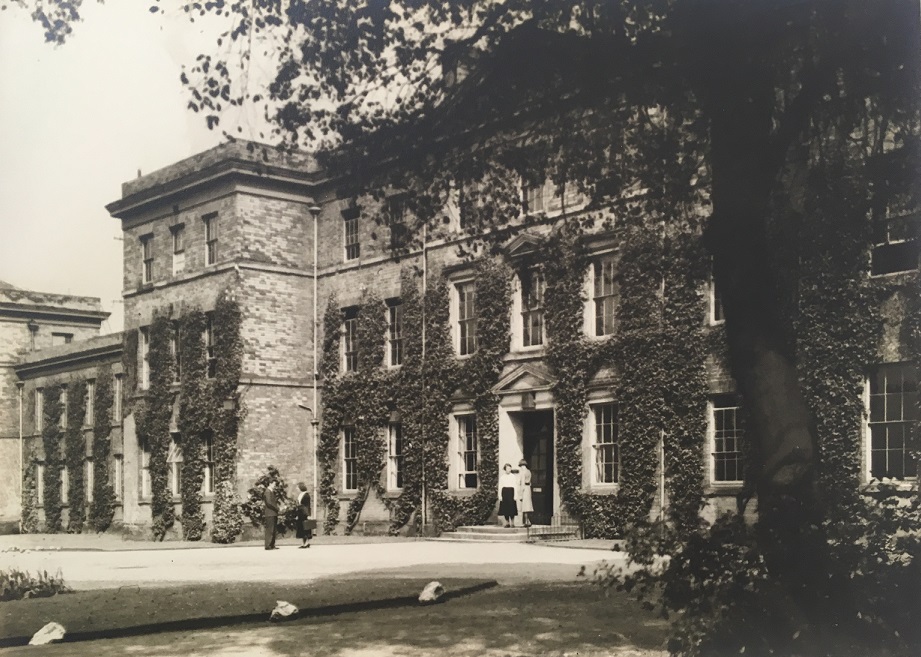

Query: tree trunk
left=705, top=74, right=853, bottom=640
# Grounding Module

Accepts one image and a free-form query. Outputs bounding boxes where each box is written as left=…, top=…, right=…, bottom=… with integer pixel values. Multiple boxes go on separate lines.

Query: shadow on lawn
left=0, top=582, right=669, bottom=657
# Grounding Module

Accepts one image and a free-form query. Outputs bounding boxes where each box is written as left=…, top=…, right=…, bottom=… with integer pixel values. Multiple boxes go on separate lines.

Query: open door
left=522, top=410, right=554, bottom=525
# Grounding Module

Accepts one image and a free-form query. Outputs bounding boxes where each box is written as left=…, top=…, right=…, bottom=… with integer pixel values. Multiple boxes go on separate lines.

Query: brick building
left=4, top=137, right=917, bottom=538
left=0, top=281, right=110, bottom=531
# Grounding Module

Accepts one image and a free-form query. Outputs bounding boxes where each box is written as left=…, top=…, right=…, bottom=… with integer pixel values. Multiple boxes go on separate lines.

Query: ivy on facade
left=64, top=380, right=88, bottom=533
left=136, top=315, right=176, bottom=540
left=41, top=384, right=65, bottom=533
left=178, top=310, right=210, bottom=541
left=211, top=292, right=245, bottom=543
left=89, top=367, right=117, bottom=532
left=429, top=259, right=510, bottom=530
left=318, top=290, right=395, bottom=534
left=389, top=272, right=456, bottom=532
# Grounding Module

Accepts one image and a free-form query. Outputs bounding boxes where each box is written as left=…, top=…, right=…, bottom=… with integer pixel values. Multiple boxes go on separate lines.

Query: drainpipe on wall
left=17, top=381, right=24, bottom=534
left=421, top=222, right=428, bottom=532
left=309, top=203, right=321, bottom=520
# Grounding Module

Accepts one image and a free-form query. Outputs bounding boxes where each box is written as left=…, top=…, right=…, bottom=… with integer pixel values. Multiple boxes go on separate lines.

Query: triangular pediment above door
left=504, top=232, right=543, bottom=259
left=492, top=363, right=555, bottom=395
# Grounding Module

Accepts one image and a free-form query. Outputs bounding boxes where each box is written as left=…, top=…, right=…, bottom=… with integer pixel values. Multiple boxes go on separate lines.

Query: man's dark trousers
left=264, top=487, right=279, bottom=549
left=264, top=515, right=277, bottom=549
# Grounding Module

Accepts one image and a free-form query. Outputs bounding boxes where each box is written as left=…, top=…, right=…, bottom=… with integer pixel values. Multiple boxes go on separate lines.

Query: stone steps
left=432, top=525, right=581, bottom=543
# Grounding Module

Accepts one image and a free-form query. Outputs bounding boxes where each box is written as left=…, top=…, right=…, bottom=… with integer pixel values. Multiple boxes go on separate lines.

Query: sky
left=0, top=0, right=263, bottom=333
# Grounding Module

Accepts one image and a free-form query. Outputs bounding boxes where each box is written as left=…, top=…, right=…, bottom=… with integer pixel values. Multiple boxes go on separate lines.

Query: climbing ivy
left=89, top=367, right=116, bottom=533
left=41, top=384, right=64, bottom=533
left=64, top=380, right=87, bottom=533
left=211, top=292, right=245, bottom=543
left=317, top=293, right=343, bottom=533
left=389, top=272, right=456, bottom=533
left=121, top=330, right=138, bottom=418
left=136, top=315, right=176, bottom=540
left=324, top=291, right=394, bottom=534
left=178, top=310, right=210, bottom=541
left=21, top=404, right=40, bottom=533
left=429, top=259, right=511, bottom=530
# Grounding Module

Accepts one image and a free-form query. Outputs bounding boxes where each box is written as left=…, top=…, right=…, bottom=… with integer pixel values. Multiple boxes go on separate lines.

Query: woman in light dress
left=498, top=463, right=519, bottom=528
left=517, top=459, right=533, bottom=527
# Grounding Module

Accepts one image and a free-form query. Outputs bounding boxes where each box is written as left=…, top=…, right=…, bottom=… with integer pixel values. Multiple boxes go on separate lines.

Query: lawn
left=0, top=578, right=492, bottom=646
left=0, top=580, right=669, bottom=657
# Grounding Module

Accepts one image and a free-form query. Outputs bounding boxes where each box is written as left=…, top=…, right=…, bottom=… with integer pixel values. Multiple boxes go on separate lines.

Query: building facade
left=5, top=140, right=917, bottom=538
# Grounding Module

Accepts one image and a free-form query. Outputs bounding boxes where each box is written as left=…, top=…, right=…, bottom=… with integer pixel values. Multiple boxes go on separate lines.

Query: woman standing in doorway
left=518, top=459, right=533, bottom=527
left=498, top=463, right=519, bottom=528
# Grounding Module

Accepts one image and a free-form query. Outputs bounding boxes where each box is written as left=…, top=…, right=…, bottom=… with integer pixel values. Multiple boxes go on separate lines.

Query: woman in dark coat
left=295, top=481, right=312, bottom=548
left=498, top=463, right=518, bottom=528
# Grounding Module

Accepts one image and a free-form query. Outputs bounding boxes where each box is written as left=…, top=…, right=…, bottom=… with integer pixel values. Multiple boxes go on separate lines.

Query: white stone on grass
left=418, top=581, right=445, bottom=604
left=270, top=600, right=298, bottom=621
left=29, top=622, right=66, bottom=645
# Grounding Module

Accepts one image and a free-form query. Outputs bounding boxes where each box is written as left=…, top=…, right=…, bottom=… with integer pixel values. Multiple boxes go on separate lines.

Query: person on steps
left=498, top=463, right=519, bottom=528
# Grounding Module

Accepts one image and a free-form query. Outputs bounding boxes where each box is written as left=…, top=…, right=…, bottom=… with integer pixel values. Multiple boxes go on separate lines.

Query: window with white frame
left=591, top=403, right=620, bottom=484
left=520, top=269, right=545, bottom=348
left=171, top=223, right=186, bottom=275
left=456, top=281, right=477, bottom=356
left=204, top=314, right=216, bottom=379
left=457, top=415, right=478, bottom=488
left=86, top=380, right=95, bottom=426
left=203, top=432, right=215, bottom=495
left=60, top=386, right=67, bottom=428
left=387, top=196, right=410, bottom=250
left=114, top=455, right=123, bottom=501
left=36, top=463, right=45, bottom=505
left=114, top=375, right=123, bottom=420
left=523, top=179, right=588, bottom=217
left=342, top=307, right=359, bottom=372
left=592, top=258, right=617, bottom=337
left=387, top=300, right=403, bottom=367
left=204, top=213, right=219, bottom=265
left=343, top=210, right=360, bottom=261
left=168, top=434, right=183, bottom=496
left=868, top=363, right=918, bottom=480
left=387, top=423, right=403, bottom=490
left=35, top=388, right=43, bottom=433
left=141, top=233, right=154, bottom=284
left=140, top=436, right=152, bottom=499
left=86, top=458, right=94, bottom=502
left=710, top=263, right=725, bottom=324
left=139, top=327, right=150, bottom=390
left=342, top=428, right=358, bottom=491
left=871, top=214, right=919, bottom=276
left=61, top=466, right=69, bottom=504
left=711, top=394, right=744, bottom=483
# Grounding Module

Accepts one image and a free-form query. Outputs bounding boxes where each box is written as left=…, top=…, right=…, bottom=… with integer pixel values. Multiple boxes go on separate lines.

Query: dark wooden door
left=523, top=411, right=554, bottom=525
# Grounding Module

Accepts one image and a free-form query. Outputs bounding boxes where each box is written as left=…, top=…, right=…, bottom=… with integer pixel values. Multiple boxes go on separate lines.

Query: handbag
left=302, top=519, right=318, bottom=531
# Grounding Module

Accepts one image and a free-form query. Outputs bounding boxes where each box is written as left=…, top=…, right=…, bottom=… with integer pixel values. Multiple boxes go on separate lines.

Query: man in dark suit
left=264, top=481, right=280, bottom=550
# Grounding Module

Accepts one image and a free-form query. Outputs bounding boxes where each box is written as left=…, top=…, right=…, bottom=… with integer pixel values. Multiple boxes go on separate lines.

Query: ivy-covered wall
left=118, top=292, right=245, bottom=541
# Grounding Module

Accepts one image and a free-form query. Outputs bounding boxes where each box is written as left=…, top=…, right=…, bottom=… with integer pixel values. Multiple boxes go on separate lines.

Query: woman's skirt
left=498, top=487, right=518, bottom=517
left=295, top=505, right=313, bottom=539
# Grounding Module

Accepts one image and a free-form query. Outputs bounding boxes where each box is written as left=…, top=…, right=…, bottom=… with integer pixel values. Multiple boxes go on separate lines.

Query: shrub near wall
left=64, top=380, right=87, bottom=533
left=89, top=368, right=116, bottom=533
